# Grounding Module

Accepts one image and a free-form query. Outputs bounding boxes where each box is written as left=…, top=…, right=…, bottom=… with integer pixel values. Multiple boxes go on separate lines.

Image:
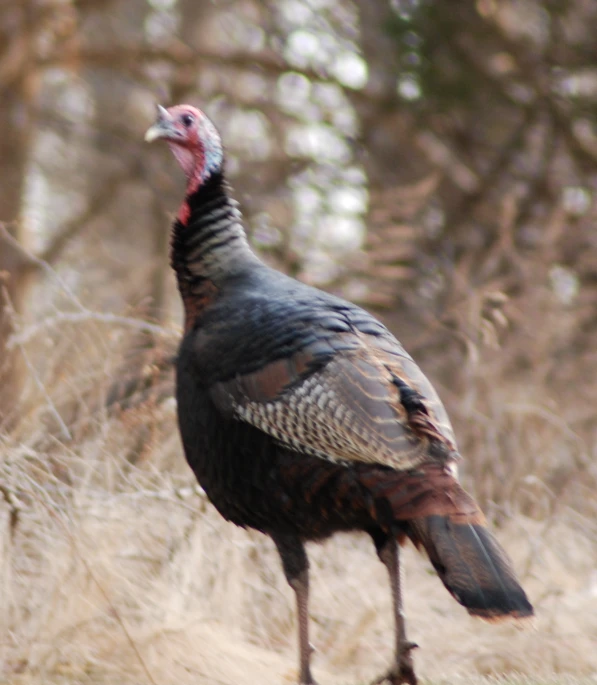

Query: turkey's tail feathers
left=407, top=514, right=534, bottom=621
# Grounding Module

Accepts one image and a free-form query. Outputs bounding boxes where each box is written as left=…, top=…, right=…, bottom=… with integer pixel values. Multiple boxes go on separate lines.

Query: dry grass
left=2, top=314, right=597, bottom=685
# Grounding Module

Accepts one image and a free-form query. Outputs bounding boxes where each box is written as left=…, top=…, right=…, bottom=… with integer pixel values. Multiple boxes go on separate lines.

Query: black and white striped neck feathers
left=170, top=171, right=258, bottom=289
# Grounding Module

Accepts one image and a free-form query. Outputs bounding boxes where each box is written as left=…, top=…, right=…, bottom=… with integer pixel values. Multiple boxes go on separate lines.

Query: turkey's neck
left=171, top=171, right=257, bottom=296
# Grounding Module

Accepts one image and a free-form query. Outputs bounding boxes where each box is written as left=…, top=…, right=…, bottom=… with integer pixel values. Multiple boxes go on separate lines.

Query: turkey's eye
left=181, top=113, right=194, bottom=127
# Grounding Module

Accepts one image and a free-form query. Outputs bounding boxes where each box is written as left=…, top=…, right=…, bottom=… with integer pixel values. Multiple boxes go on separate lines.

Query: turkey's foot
left=297, top=665, right=319, bottom=685
left=297, top=658, right=318, bottom=685
left=371, top=642, right=418, bottom=685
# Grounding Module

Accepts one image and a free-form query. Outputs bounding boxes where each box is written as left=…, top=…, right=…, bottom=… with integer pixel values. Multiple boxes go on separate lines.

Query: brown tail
left=355, top=462, right=533, bottom=619
left=407, top=514, right=534, bottom=621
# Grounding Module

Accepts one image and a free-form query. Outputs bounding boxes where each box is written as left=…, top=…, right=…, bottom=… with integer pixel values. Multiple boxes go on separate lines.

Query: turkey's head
left=145, top=104, right=223, bottom=194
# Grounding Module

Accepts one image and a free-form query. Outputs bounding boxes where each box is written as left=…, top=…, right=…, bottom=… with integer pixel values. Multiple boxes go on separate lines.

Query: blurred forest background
left=2, top=0, right=597, bottom=683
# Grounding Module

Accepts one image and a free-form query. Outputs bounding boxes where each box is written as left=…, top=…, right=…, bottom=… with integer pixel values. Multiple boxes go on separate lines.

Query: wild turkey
left=145, top=104, right=533, bottom=685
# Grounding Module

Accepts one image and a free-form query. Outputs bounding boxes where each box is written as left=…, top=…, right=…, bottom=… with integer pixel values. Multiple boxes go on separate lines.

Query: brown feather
left=357, top=463, right=483, bottom=522
left=210, top=337, right=458, bottom=471
left=181, top=280, right=218, bottom=333
left=237, top=349, right=317, bottom=401
left=407, top=514, right=533, bottom=621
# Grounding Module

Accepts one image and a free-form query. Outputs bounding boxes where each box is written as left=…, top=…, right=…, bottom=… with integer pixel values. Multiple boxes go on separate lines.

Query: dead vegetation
left=1, top=280, right=597, bottom=685
left=2, top=2, right=597, bottom=683
left=2, top=128, right=597, bottom=685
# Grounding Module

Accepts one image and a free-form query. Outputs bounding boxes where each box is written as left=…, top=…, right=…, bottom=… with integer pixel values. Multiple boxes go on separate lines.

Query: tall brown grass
left=2, top=272, right=597, bottom=684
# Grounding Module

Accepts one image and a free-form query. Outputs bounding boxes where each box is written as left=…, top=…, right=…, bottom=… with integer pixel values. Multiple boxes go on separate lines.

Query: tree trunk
left=0, top=4, right=36, bottom=426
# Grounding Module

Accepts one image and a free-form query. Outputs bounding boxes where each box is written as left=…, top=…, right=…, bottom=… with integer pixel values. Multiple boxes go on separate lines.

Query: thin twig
left=8, top=311, right=176, bottom=349
left=19, top=478, right=159, bottom=685
left=1, top=224, right=177, bottom=349
left=0, top=222, right=86, bottom=312
left=1, top=284, right=72, bottom=440
left=39, top=168, right=134, bottom=266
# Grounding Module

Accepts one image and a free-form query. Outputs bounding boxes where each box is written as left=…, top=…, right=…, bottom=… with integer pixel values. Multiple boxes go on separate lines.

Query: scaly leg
left=373, top=535, right=418, bottom=685
left=272, top=534, right=317, bottom=685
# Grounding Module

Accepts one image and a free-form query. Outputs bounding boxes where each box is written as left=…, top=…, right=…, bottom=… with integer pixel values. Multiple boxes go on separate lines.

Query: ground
left=3, top=441, right=596, bottom=685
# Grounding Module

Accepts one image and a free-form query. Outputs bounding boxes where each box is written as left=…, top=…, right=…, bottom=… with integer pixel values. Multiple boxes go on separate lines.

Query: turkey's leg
left=272, top=534, right=317, bottom=685
left=374, top=535, right=418, bottom=685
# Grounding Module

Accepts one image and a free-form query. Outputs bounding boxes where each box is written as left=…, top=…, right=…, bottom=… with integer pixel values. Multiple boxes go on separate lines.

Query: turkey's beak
left=145, top=105, right=177, bottom=142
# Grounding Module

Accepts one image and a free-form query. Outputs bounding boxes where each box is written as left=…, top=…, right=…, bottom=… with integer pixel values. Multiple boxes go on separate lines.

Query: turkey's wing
left=209, top=334, right=459, bottom=470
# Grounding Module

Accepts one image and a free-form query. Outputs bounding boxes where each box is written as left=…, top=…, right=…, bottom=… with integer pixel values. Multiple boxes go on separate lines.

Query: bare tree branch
left=8, top=311, right=176, bottom=349
left=39, top=167, right=134, bottom=266
left=1, top=162, right=136, bottom=276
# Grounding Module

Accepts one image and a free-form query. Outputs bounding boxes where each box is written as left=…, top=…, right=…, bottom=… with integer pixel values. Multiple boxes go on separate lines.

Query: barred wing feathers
left=209, top=321, right=459, bottom=472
